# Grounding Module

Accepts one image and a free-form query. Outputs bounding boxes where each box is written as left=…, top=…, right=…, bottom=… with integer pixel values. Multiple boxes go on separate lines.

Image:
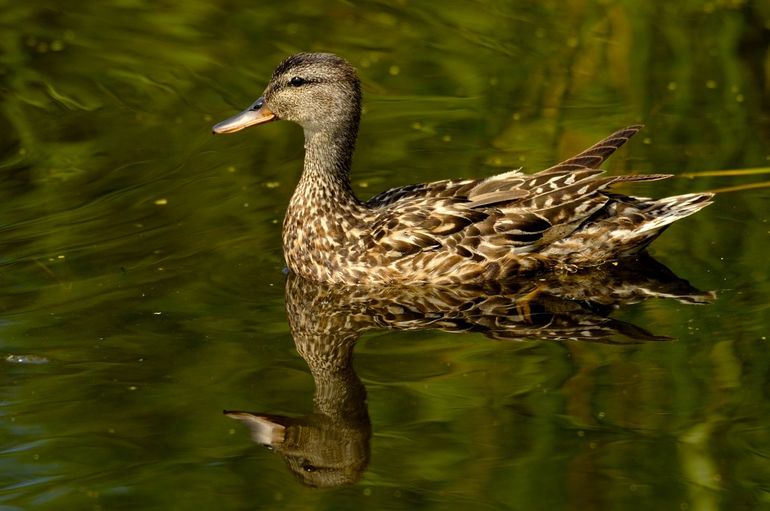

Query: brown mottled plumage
left=213, top=53, right=714, bottom=285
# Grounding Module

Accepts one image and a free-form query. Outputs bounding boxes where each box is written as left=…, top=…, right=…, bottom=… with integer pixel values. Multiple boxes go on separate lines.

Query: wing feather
left=366, top=125, right=672, bottom=260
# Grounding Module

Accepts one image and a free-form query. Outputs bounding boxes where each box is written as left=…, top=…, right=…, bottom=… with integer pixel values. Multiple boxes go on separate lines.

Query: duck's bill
left=212, top=97, right=277, bottom=134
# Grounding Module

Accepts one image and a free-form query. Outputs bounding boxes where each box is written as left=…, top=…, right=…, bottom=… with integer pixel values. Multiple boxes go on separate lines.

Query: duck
left=212, top=52, right=713, bottom=286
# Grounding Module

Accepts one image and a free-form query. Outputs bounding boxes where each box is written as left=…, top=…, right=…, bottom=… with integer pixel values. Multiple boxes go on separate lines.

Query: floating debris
left=6, top=354, right=49, bottom=365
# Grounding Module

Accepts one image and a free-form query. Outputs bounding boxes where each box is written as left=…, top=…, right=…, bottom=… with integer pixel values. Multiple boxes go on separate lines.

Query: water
left=1, top=1, right=770, bottom=509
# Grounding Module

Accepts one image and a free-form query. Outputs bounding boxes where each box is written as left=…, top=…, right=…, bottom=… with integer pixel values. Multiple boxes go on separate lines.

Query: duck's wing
left=366, top=126, right=669, bottom=258
left=366, top=195, right=489, bottom=256
left=369, top=172, right=670, bottom=258
left=366, top=124, right=644, bottom=208
left=465, top=125, right=646, bottom=207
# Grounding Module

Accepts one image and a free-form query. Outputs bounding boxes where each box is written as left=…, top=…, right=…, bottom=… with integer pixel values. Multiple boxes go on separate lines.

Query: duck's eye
left=289, top=76, right=307, bottom=87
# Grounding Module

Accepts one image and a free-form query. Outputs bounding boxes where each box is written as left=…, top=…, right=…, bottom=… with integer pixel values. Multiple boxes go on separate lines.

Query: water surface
left=1, top=1, right=770, bottom=510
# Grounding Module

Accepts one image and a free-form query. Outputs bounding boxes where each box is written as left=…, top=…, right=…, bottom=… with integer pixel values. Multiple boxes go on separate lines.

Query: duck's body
left=214, top=53, right=713, bottom=286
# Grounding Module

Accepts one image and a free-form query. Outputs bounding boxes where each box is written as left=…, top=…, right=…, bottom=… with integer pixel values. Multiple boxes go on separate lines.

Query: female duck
left=213, top=53, right=712, bottom=286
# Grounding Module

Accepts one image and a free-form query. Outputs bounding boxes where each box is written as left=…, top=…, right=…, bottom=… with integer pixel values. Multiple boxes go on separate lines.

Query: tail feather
left=636, top=192, right=714, bottom=234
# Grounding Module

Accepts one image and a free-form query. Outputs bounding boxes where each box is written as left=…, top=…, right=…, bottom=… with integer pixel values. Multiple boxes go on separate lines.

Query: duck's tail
left=544, top=191, right=714, bottom=264
left=635, top=192, right=715, bottom=234
left=607, top=192, right=714, bottom=258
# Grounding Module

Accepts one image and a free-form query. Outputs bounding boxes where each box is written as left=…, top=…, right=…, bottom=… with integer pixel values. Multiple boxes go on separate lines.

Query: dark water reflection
left=1, top=1, right=770, bottom=510
left=228, top=256, right=712, bottom=489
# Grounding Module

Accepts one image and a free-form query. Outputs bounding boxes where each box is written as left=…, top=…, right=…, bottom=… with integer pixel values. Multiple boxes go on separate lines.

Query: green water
left=2, top=1, right=770, bottom=509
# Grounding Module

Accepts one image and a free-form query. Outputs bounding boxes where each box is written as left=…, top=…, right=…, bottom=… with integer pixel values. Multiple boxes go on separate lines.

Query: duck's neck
left=297, top=124, right=359, bottom=205
left=283, top=118, right=365, bottom=280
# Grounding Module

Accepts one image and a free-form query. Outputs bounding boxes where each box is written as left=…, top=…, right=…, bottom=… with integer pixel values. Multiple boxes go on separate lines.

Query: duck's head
left=212, top=52, right=361, bottom=136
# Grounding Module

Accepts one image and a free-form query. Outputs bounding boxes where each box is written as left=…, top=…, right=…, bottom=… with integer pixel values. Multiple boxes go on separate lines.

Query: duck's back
left=348, top=126, right=712, bottom=284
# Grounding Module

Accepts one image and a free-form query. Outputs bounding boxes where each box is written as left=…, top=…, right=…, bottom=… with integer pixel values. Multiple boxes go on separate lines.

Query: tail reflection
left=226, top=254, right=713, bottom=488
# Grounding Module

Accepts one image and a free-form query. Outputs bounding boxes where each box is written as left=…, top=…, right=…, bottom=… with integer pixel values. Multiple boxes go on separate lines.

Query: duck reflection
left=225, top=253, right=713, bottom=488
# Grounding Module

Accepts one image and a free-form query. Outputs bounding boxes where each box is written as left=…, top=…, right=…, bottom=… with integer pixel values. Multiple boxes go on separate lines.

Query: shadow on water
left=225, top=253, right=713, bottom=488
